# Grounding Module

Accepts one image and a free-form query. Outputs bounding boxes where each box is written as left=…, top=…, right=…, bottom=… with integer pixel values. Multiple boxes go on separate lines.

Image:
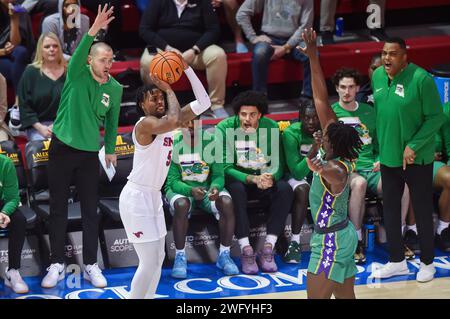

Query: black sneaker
left=436, top=227, right=450, bottom=252
left=320, top=31, right=335, bottom=45
left=369, top=28, right=389, bottom=42
left=354, top=241, right=366, bottom=265
left=404, top=229, right=420, bottom=254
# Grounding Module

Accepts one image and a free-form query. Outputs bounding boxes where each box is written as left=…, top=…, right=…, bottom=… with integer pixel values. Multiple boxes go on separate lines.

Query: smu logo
left=163, top=137, right=173, bottom=147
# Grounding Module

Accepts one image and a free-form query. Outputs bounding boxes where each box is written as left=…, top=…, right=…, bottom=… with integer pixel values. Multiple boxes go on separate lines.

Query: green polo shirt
left=372, top=63, right=444, bottom=167
left=0, top=155, right=19, bottom=216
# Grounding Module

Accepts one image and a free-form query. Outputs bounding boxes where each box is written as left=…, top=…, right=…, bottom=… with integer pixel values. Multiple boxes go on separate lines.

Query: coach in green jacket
left=41, top=5, right=122, bottom=289
left=370, top=37, right=444, bottom=283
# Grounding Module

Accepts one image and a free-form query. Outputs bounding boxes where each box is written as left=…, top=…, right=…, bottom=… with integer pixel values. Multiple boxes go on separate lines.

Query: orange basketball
left=149, top=51, right=184, bottom=84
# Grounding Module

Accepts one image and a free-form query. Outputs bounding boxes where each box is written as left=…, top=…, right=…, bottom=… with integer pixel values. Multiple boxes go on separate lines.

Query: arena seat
left=0, top=141, right=37, bottom=228
left=109, top=35, right=450, bottom=95
left=24, top=139, right=98, bottom=223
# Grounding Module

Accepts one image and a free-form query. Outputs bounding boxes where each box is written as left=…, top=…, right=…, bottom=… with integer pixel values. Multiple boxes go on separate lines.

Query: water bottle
left=365, top=223, right=375, bottom=252
left=335, top=17, right=344, bottom=37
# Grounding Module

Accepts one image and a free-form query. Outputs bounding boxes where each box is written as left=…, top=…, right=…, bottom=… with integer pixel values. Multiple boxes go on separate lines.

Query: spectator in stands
left=17, top=32, right=66, bottom=141
left=18, top=0, right=58, bottom=18
left=42, top=0, right=90, bottom=61
left=356, top=53, right=381, bottom=106
left=0, top=74, right=15, bottom=141
left=165, top=117, right=239, bottom=279
left=370, top=37, right=443, bottom=283
left=236, top=0, right=313, bottom=98
left=216, top=90, right=293, bottom=274
left=80, top=0, right=124, bottom=59
left=211, top=0, right=248, bottom=53
left=139, top=0, right=228, bottom=119
left=0, top=0, right=35, bottom=91
left=281, top=98, right=320, bottom=264
left=320, top=0, right=389, bottom=45
left=40, top=5, right=122, bottom=289
left=0, top=153, right=28, bottom=294
left=331, top=67, right=410, bottom=265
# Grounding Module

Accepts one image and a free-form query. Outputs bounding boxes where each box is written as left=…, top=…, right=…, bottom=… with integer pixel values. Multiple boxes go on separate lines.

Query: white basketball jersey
left=127, top=117, right=174, bottom=190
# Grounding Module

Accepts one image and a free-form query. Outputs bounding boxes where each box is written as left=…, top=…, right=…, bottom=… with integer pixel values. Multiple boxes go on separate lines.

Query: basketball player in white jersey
left=119, top=60, right=211, bottom=299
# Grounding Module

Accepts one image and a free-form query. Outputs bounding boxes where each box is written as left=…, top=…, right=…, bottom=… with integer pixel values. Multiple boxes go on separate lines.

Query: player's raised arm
left=298, top=29, right=337, bottom=130
left=178, top=55, right=212, bottom=122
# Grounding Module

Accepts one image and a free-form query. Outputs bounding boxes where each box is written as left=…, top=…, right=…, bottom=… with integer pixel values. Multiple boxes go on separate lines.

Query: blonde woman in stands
left=17, top=32, right=66, bottom=141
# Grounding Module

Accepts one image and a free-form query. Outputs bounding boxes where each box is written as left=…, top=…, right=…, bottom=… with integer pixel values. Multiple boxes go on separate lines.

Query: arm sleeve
left=1, top=159, right=20, bottom=216
left=184, top=67, right=211, bottom=113
left=194, top=0, right=220, bottom=51
left=408, top=76, right=445, bottom=152
left=282, top=129, right=310, bottom=180
left=236, top=0, right=264, bottom=44
left=139, top=0, right=168, bottom=50
left=66, top=33, right=94, bottom=80
left=287, top=0, right=314, bottom=48
left=104, top=87, right=123, bottom=154
left=17, top=67, right=39, bottom=129
left=167, top=161, right=193, bottom=197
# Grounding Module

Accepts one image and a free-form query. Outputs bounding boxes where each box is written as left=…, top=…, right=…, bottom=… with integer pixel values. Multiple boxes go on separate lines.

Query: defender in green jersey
left=300, top=29, right=362, bottom=299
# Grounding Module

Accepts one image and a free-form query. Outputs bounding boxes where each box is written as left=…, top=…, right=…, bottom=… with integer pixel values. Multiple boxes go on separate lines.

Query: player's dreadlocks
left=326, top=122, right=362, bottom=161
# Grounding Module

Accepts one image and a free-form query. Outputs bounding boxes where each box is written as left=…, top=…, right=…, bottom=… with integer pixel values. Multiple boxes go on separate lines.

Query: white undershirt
left=173, top=0, right=187, bottom=18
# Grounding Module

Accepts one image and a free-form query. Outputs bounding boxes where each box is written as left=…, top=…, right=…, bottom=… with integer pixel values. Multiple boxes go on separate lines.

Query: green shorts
left=433, top=161, right=446, bottom=181
left=308, top=222, right=358, bottom=284
left=357, top=170, right=381, bottom=195
left=165, top=188, right=231, bottom=220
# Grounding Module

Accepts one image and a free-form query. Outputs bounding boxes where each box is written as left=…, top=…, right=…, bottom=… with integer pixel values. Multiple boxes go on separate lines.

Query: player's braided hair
left=326, top=122, right=362, bottom=161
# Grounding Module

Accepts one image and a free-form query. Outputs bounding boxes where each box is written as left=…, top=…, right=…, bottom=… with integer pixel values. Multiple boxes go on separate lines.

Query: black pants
left=47, top=135, right=100, bottom=265
left=0, top=201, right=27, bottom=269
left=381, top=164, right=435, bottom=264
left=226, top=179, right=294, bottom=239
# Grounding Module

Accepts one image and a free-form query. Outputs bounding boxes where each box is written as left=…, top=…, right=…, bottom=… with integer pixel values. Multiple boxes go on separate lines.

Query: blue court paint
left=1, top=247, right=449, bottom=299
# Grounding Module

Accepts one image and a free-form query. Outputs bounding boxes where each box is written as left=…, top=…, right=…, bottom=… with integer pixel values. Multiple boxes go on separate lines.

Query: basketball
left=149, top=51, right=184, bottom=84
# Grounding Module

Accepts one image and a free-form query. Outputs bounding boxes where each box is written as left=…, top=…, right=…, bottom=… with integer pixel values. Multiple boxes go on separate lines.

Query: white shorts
left=119, top=182, right=167, bottom=244
left=168, top=190, right=231, bottom=221
left=287, top=177, right=309, bottom=191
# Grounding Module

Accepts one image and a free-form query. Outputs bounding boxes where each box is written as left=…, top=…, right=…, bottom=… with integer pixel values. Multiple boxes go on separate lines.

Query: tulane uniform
left=308, top=159, right=358, bottom=283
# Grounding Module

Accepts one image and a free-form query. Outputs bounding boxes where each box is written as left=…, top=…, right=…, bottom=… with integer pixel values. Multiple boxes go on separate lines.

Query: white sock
left=238, top=238, right=250, bottom=252
left=291, top=233, right=301, bottom=244
left=356, top=229, right=362, bottom=241
left=265, top=234, right=278, bottom=249
left=219, top=244, right=230, bottom=254
left=402, top=224, right=406, bottom=235
left=406, top=224, right=418, bottom=234
left=437, top=220, right=450, bottom=235
left=176, top=248, right=185, bottom=255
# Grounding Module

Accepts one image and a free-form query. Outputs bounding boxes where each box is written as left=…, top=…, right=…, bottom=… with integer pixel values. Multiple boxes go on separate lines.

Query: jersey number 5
left=166, top=150, right=172, bottom=166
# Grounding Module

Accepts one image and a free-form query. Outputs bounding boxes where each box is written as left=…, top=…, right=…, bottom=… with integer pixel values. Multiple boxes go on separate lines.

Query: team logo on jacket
left=395, top=84, right=404, bottom=98
left=133, top=231, right=144, bottom=238
left=101, top=93, right=110, bottom=107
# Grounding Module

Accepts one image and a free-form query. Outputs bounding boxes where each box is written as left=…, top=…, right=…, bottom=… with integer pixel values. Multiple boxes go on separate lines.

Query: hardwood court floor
left=228, top=277, right=450, bottom=299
